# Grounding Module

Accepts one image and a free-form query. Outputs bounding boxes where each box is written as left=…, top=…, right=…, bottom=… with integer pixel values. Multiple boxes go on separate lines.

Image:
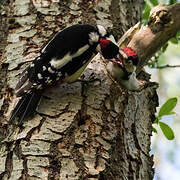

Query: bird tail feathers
left=9, top=91, right=42, bottom=125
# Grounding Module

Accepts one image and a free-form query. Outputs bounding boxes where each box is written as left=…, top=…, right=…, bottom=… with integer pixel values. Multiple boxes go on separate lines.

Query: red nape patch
left=100, top=38, right=110, bottom=49
left=122, top=47, right=138, bottom=58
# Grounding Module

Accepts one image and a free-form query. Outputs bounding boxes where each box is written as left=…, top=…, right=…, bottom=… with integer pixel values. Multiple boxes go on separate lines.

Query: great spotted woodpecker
left=107, top=47, right=142, bottom=91
left=10, top=24, right=120, bottom=125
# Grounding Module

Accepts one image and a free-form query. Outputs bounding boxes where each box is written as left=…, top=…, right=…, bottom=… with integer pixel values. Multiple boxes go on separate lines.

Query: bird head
left=112, top=47, right=139, bottom=74
left=99, top=38, right=119, bottom=59
left=106, top=47, right=141, bottom=91
left=93, top=25, right=120, bottom=60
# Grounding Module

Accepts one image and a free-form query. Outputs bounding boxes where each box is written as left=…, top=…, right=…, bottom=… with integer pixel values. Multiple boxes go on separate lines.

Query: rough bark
left=1, top=0, right=179, bottom=180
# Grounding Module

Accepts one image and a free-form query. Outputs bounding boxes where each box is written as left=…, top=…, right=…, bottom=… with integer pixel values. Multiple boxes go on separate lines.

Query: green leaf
left=170, top=37, right=179, bottom=44
left=152, top=126, right=158, bottom=133
left=162, top=112, right=176, bottom=116
left=176, top=32, right=180, bottom=38
left=149, top=0, right=158, bottom=6
left=159, top=122, right=175, bottom=140
left=158, top=97, right=177, bottom=117
left=153, top=117, right=160, bottom=124
left=169, top=0, right=177, bottom=5
left=143, top=3, right=151, bottom=22
left=162, top=43, right=168, bottom=52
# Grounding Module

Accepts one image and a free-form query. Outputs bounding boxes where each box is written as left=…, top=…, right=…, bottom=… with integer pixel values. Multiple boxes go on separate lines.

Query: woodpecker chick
left=10, top=24, right=120, bottom=125
left=107, top=47, right=143, bottom=91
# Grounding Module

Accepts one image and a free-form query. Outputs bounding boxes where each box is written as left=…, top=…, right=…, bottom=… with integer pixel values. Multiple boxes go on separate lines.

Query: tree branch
left=120, top=3, right=180, bottom=73
left=155, top=64, right=180, bottom=69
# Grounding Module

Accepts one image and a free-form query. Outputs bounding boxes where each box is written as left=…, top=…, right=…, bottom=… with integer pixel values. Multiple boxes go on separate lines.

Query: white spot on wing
left=45, top=77, right=52, bottom=84
left=48, top=67, right=55, bottom=73
left=38, top=73, right=43, bottom=79
left=50, top=44, right=89, bottom=69
left=97, top=25, right=107, bottom=36
left=89, top=32, right=99, bottom=44
left=43, top=66, right=47, bottom=71
left=37, top=84, right=42, bottom=89
left=30, top=63, right=34, bottom=67
left=57, top=72, right=62, bottom=77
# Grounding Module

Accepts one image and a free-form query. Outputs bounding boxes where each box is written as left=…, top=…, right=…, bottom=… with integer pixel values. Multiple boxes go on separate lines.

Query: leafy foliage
left=153, top=97, right=177, bottom=140
left=142, top=3, right=151, bottom=23
left=169, top=0, right=177, bottom=5
left=149, top=0, right=159, bottom=6
left=159, top=122, right=175, bottom=140
left=158, top=97, right=177, bottom=117
left=143, top=0, right=180, bottom=68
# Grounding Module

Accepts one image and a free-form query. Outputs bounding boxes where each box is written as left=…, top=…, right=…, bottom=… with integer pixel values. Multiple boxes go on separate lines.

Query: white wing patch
left=89, top=32, right=99, bottom=45
left=97, top=25, right=107, bottom=36
left=50, top=44, right=89, bottom=69
left=50, top=53, right=72, bottom=69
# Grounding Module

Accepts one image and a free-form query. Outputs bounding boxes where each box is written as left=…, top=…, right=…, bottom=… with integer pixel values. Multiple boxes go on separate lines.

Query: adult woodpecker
left=10, top=24, right=120, bottom=125
left=107, top=47, right=142, bottom=91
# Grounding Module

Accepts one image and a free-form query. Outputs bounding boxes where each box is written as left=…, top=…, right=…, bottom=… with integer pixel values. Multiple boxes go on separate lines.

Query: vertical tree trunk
left=0, top=0, right=156, bottom=179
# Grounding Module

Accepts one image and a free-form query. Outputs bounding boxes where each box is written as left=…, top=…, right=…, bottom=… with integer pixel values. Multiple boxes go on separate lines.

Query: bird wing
left=15, top=24, right=97, bottom=97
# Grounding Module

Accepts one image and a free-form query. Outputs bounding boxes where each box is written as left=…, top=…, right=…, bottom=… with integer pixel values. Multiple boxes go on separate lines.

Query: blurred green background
left=143, top=0, right=180, bottom=179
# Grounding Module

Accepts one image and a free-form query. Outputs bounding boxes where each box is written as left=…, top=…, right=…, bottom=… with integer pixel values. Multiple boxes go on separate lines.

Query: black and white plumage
left=10, top=24, right=120, bottom=125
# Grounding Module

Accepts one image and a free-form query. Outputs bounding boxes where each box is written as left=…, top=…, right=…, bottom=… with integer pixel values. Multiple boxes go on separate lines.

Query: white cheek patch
left=97, top=25, right=107, bottom=37
left=50, top=44, right=89, bottom=69
left=106, top=35, right=118, bottom=45
left=89, top=32, right=99, bottom=45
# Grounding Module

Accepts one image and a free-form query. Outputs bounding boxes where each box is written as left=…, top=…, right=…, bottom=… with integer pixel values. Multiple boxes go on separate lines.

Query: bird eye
left=105, top=32, right=110, bottom=37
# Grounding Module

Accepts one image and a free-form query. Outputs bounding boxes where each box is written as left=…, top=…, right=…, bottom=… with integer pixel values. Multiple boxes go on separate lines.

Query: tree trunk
left=0, top=0, right=158, bottom=179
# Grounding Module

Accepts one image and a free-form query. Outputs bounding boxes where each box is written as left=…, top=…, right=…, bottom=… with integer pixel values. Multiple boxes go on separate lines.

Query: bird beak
left=110, top=52, right=124, bottom=67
